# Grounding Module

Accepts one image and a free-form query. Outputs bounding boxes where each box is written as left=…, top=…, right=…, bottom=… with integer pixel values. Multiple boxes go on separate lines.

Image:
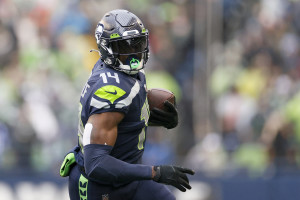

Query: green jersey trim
left=79, top=174, right=88, bottom=200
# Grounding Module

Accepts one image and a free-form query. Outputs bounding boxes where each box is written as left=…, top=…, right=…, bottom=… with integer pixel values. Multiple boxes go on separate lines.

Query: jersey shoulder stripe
left=90, top=97, right=110, bottom=109
left=115, top=80, right=140, bottom=108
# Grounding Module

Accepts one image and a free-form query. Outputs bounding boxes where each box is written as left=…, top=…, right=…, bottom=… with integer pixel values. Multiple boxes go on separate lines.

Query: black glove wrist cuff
left=153, top=166, right=161, bottom=182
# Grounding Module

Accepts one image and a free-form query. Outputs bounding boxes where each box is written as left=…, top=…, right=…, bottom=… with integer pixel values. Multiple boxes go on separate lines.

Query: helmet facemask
left=111, top=35, right=148, bottom=74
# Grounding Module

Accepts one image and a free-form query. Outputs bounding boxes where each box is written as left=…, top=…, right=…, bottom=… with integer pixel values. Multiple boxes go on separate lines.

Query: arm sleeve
left=84, top=144, right=152, bottom=186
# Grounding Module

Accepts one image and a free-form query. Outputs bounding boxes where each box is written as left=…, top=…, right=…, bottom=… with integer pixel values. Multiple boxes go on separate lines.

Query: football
left=147, top=88, right=175, bottom=111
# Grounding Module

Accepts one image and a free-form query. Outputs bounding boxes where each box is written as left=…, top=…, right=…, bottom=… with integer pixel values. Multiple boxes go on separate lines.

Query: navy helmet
left=95, top=9, right=149, bottom=74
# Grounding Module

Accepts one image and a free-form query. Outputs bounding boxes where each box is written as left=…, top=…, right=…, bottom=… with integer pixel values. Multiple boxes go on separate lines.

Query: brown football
left=147, top=88, right=175, bottom=111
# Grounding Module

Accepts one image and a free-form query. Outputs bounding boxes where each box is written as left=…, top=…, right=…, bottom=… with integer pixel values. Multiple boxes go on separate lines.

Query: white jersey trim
left=90, top=97, right=110, bottom=109
left=115, top=81, right=140, bottom=108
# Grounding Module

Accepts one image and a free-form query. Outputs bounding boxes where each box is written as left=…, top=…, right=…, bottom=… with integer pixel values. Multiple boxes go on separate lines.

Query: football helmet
left=95, top=9, right=149, bottom=74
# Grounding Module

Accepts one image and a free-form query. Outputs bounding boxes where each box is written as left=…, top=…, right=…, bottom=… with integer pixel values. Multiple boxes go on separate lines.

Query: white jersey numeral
left=100, top=73, right=108, bottom=83
left=107, top=72, right=120, bottom=83
left=100, top=72, right=120, bottom=84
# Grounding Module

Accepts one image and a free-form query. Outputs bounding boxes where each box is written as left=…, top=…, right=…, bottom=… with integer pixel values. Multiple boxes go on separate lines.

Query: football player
left=60, top=9, right=194, bottom=200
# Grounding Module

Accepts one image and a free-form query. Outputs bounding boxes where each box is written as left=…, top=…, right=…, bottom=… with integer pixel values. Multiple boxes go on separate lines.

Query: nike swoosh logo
left=105, top=90, right=117, bottom=95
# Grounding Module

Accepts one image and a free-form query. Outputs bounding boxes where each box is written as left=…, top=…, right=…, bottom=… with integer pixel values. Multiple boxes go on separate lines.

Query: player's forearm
left=84, top=144, right=152, bottom=186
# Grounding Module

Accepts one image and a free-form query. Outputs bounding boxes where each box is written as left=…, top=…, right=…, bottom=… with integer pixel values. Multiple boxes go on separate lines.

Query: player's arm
left=83, top=112, right=194, bottom=191
left=87, top=112, right=121, bottom=146
left=83, top=112, right=153, bottom=185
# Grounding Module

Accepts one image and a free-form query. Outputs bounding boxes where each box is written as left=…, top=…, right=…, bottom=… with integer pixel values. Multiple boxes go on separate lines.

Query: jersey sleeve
left=88, top=71, right=140, bottom=116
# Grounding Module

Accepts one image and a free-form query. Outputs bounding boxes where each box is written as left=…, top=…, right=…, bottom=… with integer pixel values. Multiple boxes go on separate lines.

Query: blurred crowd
left=0, top=0, right=195, bottom=175
left=186, top=0, right=300, bottom=179
left=1, top=0, right=300, bottom=183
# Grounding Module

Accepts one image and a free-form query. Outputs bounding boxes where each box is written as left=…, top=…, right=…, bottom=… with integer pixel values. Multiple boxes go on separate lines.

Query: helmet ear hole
left=105, top=58, right=113, bottom=65
left=100, top=40, right=107, bottom=46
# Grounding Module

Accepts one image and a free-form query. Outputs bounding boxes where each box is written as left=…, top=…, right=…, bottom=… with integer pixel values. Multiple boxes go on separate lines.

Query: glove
left=148, top=100, right=178, bottom=129
left=153, top=165, right=195, bottom=192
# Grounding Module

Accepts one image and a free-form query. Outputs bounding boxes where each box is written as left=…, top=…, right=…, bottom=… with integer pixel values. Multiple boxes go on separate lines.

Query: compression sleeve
left=83, top=144, right=152, bottom=186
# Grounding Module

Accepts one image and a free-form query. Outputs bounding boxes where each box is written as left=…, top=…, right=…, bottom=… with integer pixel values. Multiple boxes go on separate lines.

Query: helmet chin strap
left=117, top=55, right=144, bottom=75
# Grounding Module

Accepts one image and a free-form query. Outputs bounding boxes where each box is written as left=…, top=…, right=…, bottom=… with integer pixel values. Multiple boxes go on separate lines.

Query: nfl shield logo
left=102, top=194, right=109, bottom=200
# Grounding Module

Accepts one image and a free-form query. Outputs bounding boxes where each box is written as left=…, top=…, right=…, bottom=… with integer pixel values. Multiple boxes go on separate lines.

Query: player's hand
left=152, top=165, right=195, bottom=192
left=148, top=101, right=178, bottom=129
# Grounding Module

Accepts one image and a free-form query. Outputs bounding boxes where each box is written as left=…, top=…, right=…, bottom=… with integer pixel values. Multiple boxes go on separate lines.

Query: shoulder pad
left=89, top=70, right=140, bottom=112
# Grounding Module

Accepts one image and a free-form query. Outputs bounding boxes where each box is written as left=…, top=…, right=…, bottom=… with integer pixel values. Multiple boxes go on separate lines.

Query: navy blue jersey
left=77, top=59, right=150, bottom=164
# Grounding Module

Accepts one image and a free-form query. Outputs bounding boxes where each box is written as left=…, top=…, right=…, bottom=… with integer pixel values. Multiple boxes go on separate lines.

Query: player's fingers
left=172, top=182, right=186, bottom=192
left=148, top=119, right=165, bottom=126
left=152, top=108, right=173, bottom=118
left=178, top=172, right=189, bottom=183
left=151, top=109, right=172, bottom=120
left=150, top=111, right=165, bottom=121
left=178, top=177, right=192, bottom=190
left=163, top=101, right=176, bottom=112
left=151, top=108, right=166, bottom=114
left=166, top=124, right=177, bottom=129
left=151, top=108, right=165, bottom=114
left=178, top=167, right=195, bottom=175
left=164, top=100, right=174, bottom=106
